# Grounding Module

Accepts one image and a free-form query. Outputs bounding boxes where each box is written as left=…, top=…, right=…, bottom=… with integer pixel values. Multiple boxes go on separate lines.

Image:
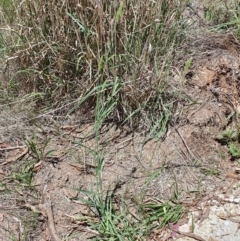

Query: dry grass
left=1, top=0, right=188, bottom=130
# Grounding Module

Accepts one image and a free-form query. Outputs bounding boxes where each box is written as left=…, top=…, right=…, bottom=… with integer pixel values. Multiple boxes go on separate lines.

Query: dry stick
left=40, top=202, right=61, bottom=241
left=176, top=230, right=206, bottom=241
left=26, top=98, right=82, bottom=122
left=0, top=145, right=26, bottom=151
left=187, top=98, right=210, bottom=119
left=175, top=128, right=196, bottom=160
left=219, top=216, right=240, bottom=224
left=0, top=147, right=28, bottom=166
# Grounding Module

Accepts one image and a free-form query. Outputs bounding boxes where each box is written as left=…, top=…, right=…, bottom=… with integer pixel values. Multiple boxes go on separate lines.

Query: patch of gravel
left=178, top=201, right=240, bottom=241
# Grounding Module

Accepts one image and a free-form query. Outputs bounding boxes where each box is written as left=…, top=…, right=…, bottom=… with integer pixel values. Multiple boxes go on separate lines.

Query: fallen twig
left=219, top=215, right=240, bottom=224
left=175, top=128, right=196, bottom=160
left=176, top=230, right=206, bottom=241
left=0, top=145, right=26, bottom=151
left=39, top=201, right=61, bottom=241
left=0, top=147, right=28, bottom=166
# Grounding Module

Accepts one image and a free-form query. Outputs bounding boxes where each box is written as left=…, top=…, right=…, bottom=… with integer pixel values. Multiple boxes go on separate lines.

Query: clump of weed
left=204, top=0, right=240, bottom=36
left=11, top=160, right=34, bottom=185
left=25, top=133, right=54, bottom=162
left=216, top=127, right=240, bottom=159
left=3, top=0, right=188, bottom=131
left=73, top=143, right=184, bottom=240
left=140, top=201, right=183, bottom=228
left=0, top=0, right=15, bottom=24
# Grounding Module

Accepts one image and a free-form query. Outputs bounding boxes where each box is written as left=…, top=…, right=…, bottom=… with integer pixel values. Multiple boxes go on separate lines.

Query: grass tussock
left=2, top=0, right=188, bottom=129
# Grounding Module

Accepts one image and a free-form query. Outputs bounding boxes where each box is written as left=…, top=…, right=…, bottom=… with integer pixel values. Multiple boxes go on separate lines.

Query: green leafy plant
left=216, top=129, right=239, bottom=144
left=12, top=160, right=34, bottom=185
left=74, top=149, right=146, bottom=240
left=25, top=133, right=54, bottom=162
left=204, top=4, right=230, bottom=24
left=203, top=1, right=240, bottom=36
left=183, top=57, right=193, bottom=74
left=217, top=127, right=240, bottom=159
left=94, top=79, right=121, bottom=133
left=229, top=143, right=240, bottom=158
left=78, top=189, right=146, bottom=241
left=201, top=168, right=221, bottom=176
left=140, top=201, right=184, bottom=228
left=0, top=0, right=15, bottom=24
